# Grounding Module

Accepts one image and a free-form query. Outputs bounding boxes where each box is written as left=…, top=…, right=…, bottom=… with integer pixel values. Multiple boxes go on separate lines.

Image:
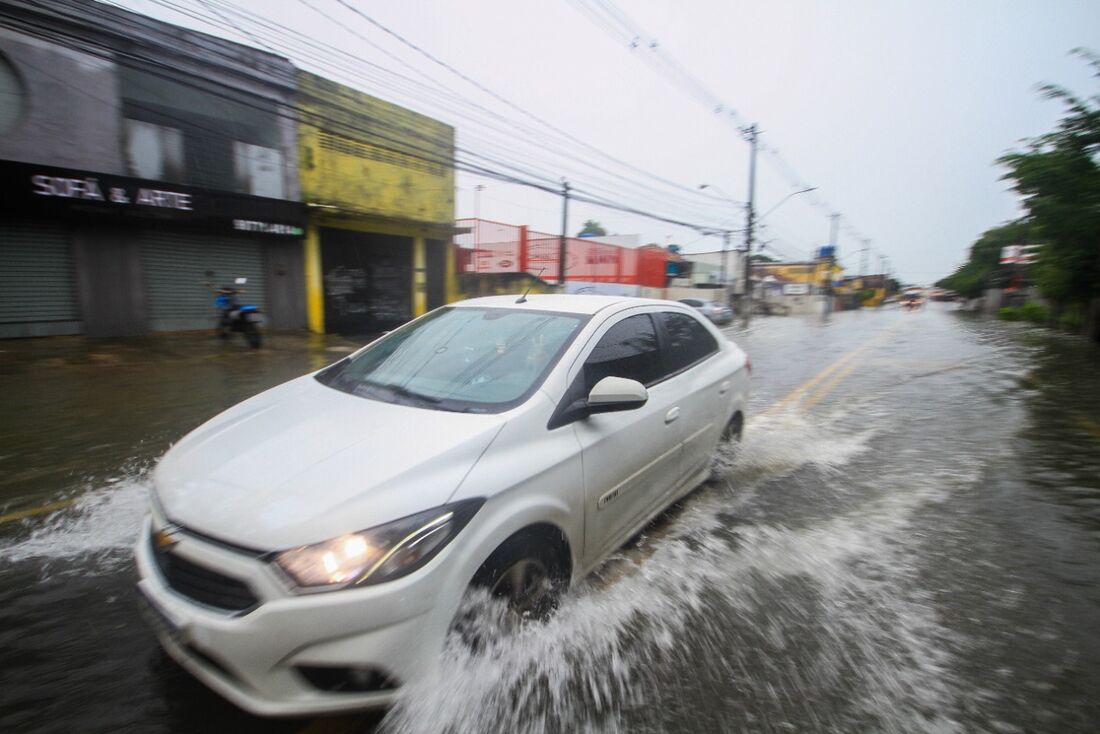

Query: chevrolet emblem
left=154, top=526, right=181, bottom=550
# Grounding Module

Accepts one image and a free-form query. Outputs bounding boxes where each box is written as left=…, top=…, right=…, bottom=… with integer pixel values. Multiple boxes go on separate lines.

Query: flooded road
left=2, top=305, right=1099, bottom=733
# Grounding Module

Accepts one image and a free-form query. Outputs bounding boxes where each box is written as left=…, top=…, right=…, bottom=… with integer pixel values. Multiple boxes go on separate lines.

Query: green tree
left=576, top=219, right=607, bottom=237
left=936, top=221, right=1032, bottom=298
left=998, top=49, right=1100, bottom=340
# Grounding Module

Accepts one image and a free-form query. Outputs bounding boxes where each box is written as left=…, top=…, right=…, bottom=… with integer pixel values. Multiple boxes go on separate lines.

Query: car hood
left=154, top=375, right=507, bottom=550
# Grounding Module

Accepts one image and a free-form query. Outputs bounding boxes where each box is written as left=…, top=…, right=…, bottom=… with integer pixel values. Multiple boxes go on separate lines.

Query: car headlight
left=272, top=498, right=484, bottom=591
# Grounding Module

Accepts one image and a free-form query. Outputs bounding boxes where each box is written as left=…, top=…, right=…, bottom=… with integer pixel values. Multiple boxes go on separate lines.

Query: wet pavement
left=2, top=305, right=1100, bottom=733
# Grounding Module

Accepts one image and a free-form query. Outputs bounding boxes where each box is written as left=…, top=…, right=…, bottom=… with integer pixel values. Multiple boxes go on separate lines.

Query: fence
left=454, top=218, right=668, bottom=288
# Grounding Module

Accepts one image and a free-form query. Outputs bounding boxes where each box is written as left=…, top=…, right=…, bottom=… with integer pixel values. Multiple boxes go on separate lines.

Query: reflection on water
left=1016, top=330, right=1100, bottom=535
left=0, top=332, right=358, bottom=509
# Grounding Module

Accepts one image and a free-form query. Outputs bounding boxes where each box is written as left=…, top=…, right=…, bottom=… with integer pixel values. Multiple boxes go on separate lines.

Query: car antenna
left=516, top=267, right=545, bottom=304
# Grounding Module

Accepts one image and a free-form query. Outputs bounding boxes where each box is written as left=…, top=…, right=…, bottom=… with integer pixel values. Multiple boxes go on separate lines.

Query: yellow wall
left=297, top=72, right=454, bottom=223
left=296, top=71, right=456, bottom=332
left=756, top=262, right=844, bottom=286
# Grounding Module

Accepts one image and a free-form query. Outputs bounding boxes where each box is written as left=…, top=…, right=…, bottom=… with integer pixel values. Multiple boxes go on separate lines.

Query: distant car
left=136, top=294, right=750, bottom=716
left=678, top=298, right=734, bottom=325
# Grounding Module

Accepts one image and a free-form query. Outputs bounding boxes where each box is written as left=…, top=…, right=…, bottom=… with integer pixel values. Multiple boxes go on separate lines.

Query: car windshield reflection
left=317, top=307, right=587, bottom=413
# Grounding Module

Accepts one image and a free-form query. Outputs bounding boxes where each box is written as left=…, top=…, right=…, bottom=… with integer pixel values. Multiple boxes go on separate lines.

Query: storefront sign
left=4, top=159, right=304, bottom=237
left=1000, top=245, right=1038, bottom=265
left=233, top=219, right=303, bottom=236
left=32, top=174, right=194, bottom=210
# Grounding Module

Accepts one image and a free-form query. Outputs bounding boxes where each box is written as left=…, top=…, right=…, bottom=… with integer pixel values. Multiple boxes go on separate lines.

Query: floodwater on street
left=2, top=304, right=1100, bottom=733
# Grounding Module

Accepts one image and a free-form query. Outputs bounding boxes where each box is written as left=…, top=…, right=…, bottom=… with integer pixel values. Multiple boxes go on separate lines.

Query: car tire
left=470, top=533, right=565, bottom=623
left=710, top=412, right=743, bottom=478
left=722, top=411, right=743, bottom=442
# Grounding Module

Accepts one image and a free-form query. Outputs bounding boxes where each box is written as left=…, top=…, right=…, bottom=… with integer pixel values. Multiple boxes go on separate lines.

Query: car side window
left=583, top=314, right=662, bottom=391
left=660, top=311, right=718, bottom=375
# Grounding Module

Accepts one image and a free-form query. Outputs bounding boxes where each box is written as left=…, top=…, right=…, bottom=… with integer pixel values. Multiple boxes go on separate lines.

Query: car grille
left=151, top=535, right=260, bottom=613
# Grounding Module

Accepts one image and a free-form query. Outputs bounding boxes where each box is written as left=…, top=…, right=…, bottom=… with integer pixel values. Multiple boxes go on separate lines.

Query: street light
left=757, top=187, right=816, bottom=223
left=474, top=184, right=485, bottom=220
left=697, top=182, right=742, bottom=205
left=474, top=184, right=485, bottom=273
left=699, top=184, right=815, bottom=308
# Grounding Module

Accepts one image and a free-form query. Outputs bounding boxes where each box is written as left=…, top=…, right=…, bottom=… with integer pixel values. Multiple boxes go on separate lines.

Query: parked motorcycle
left=213, top=277, right=263, bottom=348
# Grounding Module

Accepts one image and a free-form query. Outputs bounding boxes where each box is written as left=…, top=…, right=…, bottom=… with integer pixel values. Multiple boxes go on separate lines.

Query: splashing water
left=0, top=466, right=153, bottom=571
left=0, top=408, right=964, bottom=732
left=381, top=413, right=962, bottom=734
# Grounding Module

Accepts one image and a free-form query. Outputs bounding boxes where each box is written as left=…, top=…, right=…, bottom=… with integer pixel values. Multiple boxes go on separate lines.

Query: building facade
left=1, top=1, right=458, bottom=340
left=0, top=0, right=307, bottom=338
left=297, top=72, right=455, bottom=336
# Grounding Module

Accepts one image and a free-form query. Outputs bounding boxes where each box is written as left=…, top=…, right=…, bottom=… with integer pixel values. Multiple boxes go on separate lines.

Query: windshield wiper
left=360, top=380, right=442, bottom=406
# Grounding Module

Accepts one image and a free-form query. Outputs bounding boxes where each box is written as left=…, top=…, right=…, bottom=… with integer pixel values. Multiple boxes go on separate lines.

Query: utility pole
left=859, top=239, right=869, bottom=278
left=558, top=179, right=570, bottom=286
left=742, top=124, right=758, bottom=323
left=720, top=230, right=730, bottom=298
left=474, top=184, right=485, bottom=274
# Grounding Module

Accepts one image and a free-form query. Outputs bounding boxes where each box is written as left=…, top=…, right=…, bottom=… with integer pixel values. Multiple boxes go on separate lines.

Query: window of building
left=584, top=314, right=662, bottom=391
left=119, top=64, right=282, bottom=193
left=125, top=119, right=184, bottom=181
left=660, top=312, right=718, bottom=375
left=234, top=142, right=285, bottom=198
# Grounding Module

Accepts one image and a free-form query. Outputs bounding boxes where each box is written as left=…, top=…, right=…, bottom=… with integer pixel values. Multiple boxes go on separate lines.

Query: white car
left=135, top=295, right=750, bottom=716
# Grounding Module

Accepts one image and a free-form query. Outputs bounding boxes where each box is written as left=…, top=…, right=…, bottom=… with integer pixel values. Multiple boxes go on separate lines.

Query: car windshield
left=316, top=307, right=586, bottom=413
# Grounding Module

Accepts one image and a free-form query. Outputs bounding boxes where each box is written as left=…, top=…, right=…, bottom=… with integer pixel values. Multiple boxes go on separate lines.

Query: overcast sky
left=115, top=0, right=1100, bottom=284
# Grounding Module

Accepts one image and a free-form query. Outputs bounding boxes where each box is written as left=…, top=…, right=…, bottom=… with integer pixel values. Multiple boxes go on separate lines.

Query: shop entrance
left=320, top=228, right=412, bottom=335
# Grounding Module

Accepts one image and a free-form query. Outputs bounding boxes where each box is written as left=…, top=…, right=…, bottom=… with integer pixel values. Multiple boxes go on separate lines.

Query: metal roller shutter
left=140, top=231, right=266, bottom=332
left=0, top=220, right=80, bottom=338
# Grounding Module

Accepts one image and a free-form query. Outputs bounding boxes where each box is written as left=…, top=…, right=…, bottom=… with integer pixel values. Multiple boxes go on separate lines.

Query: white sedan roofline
left=451, top=294, right=690, bottom=316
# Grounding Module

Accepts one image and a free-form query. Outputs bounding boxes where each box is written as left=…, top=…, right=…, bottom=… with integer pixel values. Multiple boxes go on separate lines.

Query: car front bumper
left=134, top=514, right=455, bottom=717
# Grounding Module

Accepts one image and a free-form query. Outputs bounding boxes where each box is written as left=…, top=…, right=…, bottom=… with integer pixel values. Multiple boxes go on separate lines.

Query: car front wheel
left=471, top=534, right=565, bottom=623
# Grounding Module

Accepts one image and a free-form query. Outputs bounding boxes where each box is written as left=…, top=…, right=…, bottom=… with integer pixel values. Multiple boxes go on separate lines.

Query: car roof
left=452, top=294, right=688, bottom=316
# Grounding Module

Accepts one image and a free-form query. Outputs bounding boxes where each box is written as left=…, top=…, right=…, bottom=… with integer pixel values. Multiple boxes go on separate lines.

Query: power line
left=568, top=0, right=877, bottom=254
left=141, top=0, right=742, bottom=227
left=325, top=0, right=743, bottom=207
left=8, top=2, right=739, bottom=236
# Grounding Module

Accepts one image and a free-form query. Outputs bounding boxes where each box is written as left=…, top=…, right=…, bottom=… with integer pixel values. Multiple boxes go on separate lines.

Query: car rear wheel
left=722, top=411, right=743, bottom=442
left=711, top=412, right=743, bottom=477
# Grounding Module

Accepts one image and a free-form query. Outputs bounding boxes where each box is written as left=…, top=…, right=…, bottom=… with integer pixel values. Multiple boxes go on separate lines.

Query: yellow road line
left=758, top=323, right=900, bottom=417
left=0, top=497, right=77, bottom=525
left=758, top=348, right=864, bottom=416
left=802, top=351, right=868, bottom=409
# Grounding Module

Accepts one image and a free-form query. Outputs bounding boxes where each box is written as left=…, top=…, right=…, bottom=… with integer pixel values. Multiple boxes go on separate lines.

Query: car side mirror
left=585, top=376, right=648, bottom=415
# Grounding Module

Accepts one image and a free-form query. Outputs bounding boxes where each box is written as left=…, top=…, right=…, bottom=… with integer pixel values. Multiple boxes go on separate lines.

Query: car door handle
left=665, top=407, right=680, bottom=424
left=719, top=381, right=730, bottom=395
